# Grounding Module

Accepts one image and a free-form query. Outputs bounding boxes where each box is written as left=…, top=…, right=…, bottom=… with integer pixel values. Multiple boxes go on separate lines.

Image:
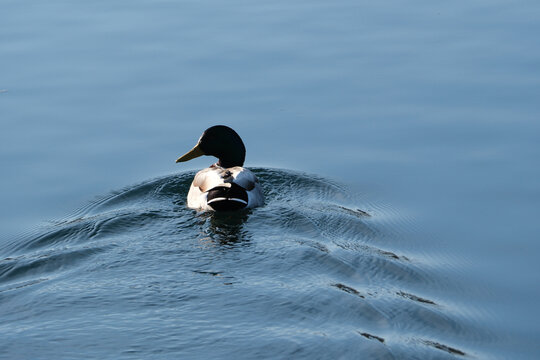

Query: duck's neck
left=217, top=149, right=245, bottom=168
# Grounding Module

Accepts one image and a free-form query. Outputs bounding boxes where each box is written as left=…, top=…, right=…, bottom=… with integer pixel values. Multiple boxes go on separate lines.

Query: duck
left=175, top=125, right=264, bottom=211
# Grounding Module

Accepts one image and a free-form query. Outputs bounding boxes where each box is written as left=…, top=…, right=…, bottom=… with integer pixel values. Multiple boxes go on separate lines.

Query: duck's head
left=176, top=125, right=246, bottom=168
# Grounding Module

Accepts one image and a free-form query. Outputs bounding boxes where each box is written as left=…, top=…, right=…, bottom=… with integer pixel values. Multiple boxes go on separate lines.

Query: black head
left=176, top=125, right=246, bottom=168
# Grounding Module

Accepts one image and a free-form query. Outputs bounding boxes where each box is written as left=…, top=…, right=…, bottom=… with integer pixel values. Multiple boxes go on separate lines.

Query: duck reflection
left=197, top=210, right=251, bottom=246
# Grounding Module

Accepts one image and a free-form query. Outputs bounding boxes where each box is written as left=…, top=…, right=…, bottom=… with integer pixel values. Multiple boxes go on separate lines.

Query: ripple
left=0, top=168, right=496, bottom=359
left=359, top=331, right=386, bottom=344
left=420, top=339, right=466, bottom=356
left=0, top=245, right=106, bottom=285
left=332, top=283, right=366, bottom=298
left=397, top=290, right=437, bottom=306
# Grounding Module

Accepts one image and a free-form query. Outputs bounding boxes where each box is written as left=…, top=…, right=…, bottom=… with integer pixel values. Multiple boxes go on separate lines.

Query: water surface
left=1, top=0, right=539, bottom=358
left=1, top=169, right=496, bottom=359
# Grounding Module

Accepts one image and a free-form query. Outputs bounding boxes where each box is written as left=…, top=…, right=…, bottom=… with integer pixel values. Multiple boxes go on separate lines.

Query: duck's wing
left=192, top=167, right=231, bottom=192
left=228, top=167, right=259, bottom=191
left=186, top=182, right=207, bottom=209
left=192, top=166, right=259, bottom=191
left=229, top=167, right=264, bottom=208
left=187, top=168, right=226, bottom=210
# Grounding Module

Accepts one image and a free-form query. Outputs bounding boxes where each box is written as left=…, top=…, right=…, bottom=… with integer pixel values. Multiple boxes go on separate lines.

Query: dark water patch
left=332, top=283, right=365, bottom=298
left=192, top=270, right=222, bottom=277
left=397, top=290, right=437, bottom=305
left=420, top=339, right=467, bottom=357
left=378, top=249, right=409, bottom=261
left=359, top=331, right=386, bottom=343
left=337, top=205, right=371, bottom=217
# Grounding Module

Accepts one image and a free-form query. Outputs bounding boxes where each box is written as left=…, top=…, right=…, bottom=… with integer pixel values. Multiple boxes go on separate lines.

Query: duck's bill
left=176, top=145, right=205, bottom=163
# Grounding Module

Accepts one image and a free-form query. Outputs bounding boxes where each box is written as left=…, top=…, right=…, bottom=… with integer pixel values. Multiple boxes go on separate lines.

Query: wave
left=0, top=168, right=496, bottom=359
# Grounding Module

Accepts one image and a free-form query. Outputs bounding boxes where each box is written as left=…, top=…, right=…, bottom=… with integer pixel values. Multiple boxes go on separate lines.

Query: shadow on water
left=0, top=168, right=496, bottom=359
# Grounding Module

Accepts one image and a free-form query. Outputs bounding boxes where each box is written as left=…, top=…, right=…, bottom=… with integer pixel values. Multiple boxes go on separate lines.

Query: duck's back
left=187, top=166, right=263, bottom=211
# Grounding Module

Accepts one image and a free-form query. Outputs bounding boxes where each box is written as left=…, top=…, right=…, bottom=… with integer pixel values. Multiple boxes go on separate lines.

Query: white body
left=187, top=166, right=264, bottom=210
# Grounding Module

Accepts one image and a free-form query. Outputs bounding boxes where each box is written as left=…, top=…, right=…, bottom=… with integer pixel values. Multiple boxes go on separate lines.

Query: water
left=0, top=170, right=492, bottom=359
left=1, top=0, right=539, bottom=359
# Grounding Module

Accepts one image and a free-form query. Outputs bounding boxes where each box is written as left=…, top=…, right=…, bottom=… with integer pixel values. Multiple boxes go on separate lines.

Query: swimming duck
left=175, top=125, right=264, bottom=211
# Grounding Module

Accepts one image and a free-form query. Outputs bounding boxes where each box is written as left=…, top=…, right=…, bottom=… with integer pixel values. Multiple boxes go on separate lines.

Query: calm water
left=1, top=0, right=539, bottom=359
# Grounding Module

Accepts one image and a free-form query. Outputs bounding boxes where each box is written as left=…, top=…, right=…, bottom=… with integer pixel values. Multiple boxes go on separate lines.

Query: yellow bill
left=176, top=144, right=205, bottom=163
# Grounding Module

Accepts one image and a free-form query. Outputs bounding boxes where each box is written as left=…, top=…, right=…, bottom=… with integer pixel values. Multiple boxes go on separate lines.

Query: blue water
left=1, top=0, right=540, bottom=359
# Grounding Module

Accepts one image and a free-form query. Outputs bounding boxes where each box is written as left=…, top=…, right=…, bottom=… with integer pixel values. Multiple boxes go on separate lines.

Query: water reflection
left=197, top=210, right=251, bottom=246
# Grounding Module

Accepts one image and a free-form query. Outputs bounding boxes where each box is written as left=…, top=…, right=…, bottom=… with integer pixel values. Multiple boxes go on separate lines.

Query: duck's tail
left=206, top=183, right=248, bottom=211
